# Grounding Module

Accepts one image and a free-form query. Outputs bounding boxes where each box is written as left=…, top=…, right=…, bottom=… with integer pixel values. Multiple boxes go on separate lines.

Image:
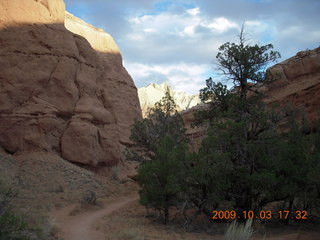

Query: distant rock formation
left=138, top=82, right=201, bottom=117
left=0, top=0, right=141, bottom=167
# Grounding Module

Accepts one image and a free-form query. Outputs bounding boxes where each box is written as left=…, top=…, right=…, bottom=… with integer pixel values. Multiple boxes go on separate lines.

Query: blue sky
left=65, top=0, right=320, bottom=94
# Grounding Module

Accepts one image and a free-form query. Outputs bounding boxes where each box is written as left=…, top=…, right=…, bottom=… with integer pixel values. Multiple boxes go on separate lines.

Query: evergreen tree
left=192, top=28, right=284, bottom=215
left=129, top=90, right=188, bottom=223
left=195, top=81, right=281, bottom=214
left=129, top=90, right=187, bottom=158
left=272, top=114, right=320, bottom=222
left=216, top=26, right=280, bottom=97
left=138, top=136, right=187, bottom=224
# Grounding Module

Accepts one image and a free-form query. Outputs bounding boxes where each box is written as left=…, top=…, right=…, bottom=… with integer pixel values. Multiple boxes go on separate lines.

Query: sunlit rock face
left=265, top=47, right=320, bottom=125
left=0, top=0, right=141, bottom=167
left=138, top=82, right=201, bottom=118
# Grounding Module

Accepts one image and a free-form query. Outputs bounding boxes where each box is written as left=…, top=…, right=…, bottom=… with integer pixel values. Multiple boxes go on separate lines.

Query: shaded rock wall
left=0, top=0, right=141, bottom=167
left=180, top=103, right=209, bottom=151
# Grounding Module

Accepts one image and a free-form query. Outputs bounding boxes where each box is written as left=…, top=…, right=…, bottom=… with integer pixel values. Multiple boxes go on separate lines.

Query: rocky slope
left=138, top=82, right=200, bottom=117
left=0, top=0, right=141, bottom=167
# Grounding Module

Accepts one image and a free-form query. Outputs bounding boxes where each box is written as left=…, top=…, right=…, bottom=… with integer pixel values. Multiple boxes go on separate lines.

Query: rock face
left=138, top=82, right=201, bottom=118
left=265, top=47, right=320, bottom=125
left=0, top=0, right=141, bottom=167
left=180, top=103, right=209, bottom=151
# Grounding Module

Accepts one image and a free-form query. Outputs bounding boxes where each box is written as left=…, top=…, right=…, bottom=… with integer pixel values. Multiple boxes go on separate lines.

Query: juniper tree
left=192, top=28, right=283, bottom=215
left=138, top=136, right=187, bottom=224
left=216, top=26, right=280, bottom=98
left=129, top=89, right=187, bottom=157
left=129, top=90, right=188, bottom=223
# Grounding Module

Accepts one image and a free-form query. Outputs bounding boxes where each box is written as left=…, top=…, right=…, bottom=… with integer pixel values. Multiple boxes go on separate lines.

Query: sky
left=65, top=0, right=320, bottom=94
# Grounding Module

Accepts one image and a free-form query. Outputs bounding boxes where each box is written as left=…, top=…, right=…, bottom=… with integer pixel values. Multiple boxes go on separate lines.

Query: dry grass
left=114, top=228, right=145, bottom=240
left=225, top=219, right=254, bottom=240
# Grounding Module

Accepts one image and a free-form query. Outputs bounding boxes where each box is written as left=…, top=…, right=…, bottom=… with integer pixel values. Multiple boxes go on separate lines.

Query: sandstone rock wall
left=0, top=0, right=141, bottom=167
left=266, top=47, right=320, bottom=124
left=0, top=0, right=65, bottom=26
left=180, top=103, right=209, bottom=151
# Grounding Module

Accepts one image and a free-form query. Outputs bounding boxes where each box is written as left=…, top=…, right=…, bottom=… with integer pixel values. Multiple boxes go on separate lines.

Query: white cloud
left=182, top=25, right=195, bottom=36
left=125, top=62, right=209, bottom=79
left=246, top=20, right=261, bottom=27
left=187, top=7, right=200, bottom=16
left=204, top=17, right=238, bottom=32
left=124, top=62, right=210, bottom=94
left=128, top=17, right=141, bottom=24
left=144, top=28, right=157, bottom=33
left=127, top=10, right=238, bottom=39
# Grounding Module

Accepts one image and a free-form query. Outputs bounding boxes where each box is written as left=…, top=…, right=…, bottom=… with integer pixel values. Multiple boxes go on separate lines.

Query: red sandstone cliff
left=265, top=47, right=320, bottom=124
left=0, top=0, right=142, bottom=167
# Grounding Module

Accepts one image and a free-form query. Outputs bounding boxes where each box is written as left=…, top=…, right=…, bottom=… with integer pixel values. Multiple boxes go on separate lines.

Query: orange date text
left=212, top=210, right=308, bottom=220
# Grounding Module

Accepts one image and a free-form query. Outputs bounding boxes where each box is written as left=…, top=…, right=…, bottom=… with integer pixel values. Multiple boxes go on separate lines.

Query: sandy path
left=52, top=194, right=139, bottom=240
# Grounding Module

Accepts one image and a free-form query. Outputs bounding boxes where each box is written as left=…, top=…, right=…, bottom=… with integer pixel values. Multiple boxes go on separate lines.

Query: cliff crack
left=72, top=60, right=81, bottom=111
left=36, top=0, right=51, bottom=16
left=0, top=51, right=98, bottom=69
left=44, top=59, right=60, bottom=90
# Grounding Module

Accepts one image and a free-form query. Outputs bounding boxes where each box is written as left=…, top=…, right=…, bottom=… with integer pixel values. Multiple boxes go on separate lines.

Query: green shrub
left=0, top=185, right=35, bottom=240
left=0, top=212, right=32, bottom=240
left=80, top=190, right=97, bottom=205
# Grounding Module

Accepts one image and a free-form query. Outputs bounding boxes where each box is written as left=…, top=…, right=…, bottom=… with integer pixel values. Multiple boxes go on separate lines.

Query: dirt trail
left=52, top=194, right=139, bottom=240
